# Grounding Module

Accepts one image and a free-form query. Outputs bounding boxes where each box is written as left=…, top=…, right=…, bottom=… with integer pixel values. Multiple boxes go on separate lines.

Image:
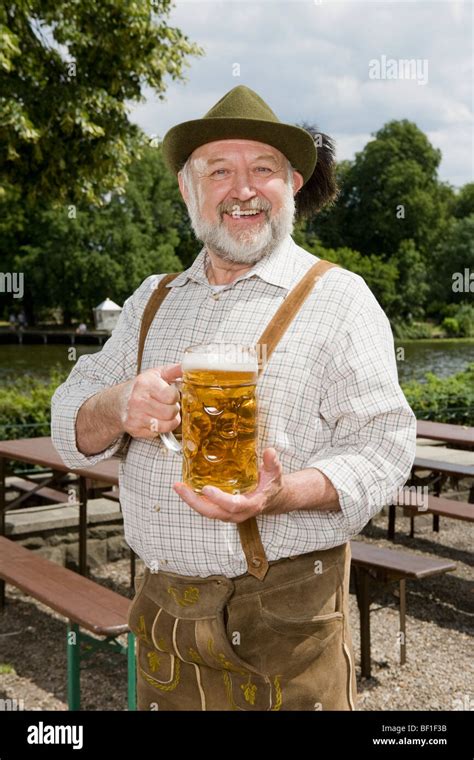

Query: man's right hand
left=121, top=363, right=182, bottom=439
left=76, top=362, right=182, bottom=456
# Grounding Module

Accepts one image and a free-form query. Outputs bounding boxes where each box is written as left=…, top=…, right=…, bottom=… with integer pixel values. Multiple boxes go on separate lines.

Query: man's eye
left=211, top=169, right=229, bottom=177
left=253, top=167, right=272, bottom=174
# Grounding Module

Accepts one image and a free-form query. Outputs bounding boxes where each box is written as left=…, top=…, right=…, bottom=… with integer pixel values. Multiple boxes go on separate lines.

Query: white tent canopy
left=93, top=297, right=122, bottom=332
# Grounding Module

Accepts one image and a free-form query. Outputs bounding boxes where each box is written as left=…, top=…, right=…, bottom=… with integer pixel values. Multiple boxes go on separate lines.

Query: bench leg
left=130, top=550, right=136, bottom=592
left=399, top=579, right=406, bottom=666
left=388, top=504, right=396, bottom=541
left=67, top=622, right=81, bottom=711
left=127, top=632, right=136, bottom=711
left=410, top=516, right=415, bottom=538
left=0, top=457, right=6, bottom=612
left=354, top=568, right=372, bottom=679
left=433, top=514, right=440, bottom=533
left=78, top=477, right=88, bottom=576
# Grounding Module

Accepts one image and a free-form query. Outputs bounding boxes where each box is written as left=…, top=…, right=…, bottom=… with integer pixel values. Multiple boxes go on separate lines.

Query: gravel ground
left=0, top=508, right=472, bottom=711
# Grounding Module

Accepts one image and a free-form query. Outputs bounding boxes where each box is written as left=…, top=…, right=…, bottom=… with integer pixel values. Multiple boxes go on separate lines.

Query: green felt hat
left=162, top=86, right=317, bottom=184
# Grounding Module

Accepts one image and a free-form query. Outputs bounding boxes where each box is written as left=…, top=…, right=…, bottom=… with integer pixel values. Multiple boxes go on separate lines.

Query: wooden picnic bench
left=350, top=540, right=456, bottom=678
left=0, top=437, right=123, bottom=609
left=0, top=534, right=457, bottom=692
left=7, top=476, right=68, bottom=506
left=388, top=494, right=473, bottom=540
left=0, top=536, right=136, bottom=711
left=386, top=455, right=474, bottom=539
left=416, top=420, right=474, bottom=449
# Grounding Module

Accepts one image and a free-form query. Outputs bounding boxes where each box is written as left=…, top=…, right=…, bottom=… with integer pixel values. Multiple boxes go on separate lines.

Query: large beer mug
left=161, top=343, right=259, bottom=494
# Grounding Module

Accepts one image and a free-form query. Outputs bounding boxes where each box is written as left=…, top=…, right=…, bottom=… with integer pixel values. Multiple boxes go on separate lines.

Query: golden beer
left=180, top=345, right=259, bottom=494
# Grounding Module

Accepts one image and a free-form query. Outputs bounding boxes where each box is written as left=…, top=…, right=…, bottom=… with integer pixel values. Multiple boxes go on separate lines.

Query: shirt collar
left=165, top=235, right=296, bottom=292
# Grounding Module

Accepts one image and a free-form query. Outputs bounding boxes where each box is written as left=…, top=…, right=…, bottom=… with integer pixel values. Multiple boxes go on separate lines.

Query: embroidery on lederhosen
left=137, top=614, right=150, bottom=643
left=167, top=585, right=200, bottom=607
left=147, top=652, right=161, bottom=673
left=222, top=671, right=283, bottom=711
left=241, top=675, right=258, bottom=705
left=207, top=638, right=248, bottom=675
left=137, top=609, right=182, bottom=692
left=139, top=655, right=181, bottom=692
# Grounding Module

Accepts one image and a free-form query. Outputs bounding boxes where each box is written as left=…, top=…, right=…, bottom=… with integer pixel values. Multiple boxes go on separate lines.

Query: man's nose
left=230, top=170, right=257, bottom=200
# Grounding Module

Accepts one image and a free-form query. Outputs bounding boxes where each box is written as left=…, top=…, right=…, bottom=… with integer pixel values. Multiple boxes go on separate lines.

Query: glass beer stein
left=160, top=343, right=259, bottom=495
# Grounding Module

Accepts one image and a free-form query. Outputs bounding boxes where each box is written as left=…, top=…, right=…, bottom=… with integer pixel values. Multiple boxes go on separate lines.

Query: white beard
left=185, top=179, right=297, bottom=266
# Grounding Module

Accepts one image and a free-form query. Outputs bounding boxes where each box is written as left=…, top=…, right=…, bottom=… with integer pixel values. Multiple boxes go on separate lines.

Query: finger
left=130, top=404, right=179, bottom=428
left=262, top=447, right=281, bottom=472
left=148, top=380, right=180, bottom=405
left=143, top=401, right=180, bottom=422
left=159, top=363, right=183, bottom=385
left=173, top=483, right=232, bottom=521
left=134, top=412, right=180, bottom=436
left=200, top=485, right=259, bottom=514
left=148, top=379, right=180, bottom=404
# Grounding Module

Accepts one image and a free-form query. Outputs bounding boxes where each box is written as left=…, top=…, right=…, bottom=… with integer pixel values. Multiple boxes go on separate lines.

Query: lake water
left=1, top=339, right=473, bottom=385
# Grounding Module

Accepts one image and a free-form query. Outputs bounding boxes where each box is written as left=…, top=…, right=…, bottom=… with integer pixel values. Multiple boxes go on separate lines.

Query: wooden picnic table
left=387, top=453, right=474, bottom=540
left=412, top=456, right=474, bottom=481
left=0, top=437, right=119, bottom=591
left=416, top=420, right=474, bottom=449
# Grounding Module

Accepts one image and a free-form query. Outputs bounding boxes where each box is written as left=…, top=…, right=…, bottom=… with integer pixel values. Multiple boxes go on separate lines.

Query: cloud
left=130, top=0, right=473, bottom=187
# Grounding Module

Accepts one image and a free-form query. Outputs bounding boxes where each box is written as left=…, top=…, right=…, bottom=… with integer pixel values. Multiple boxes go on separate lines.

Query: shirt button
left=211, top=293, right=220, bottom=300
left=154, top=505, right=161, bottom=512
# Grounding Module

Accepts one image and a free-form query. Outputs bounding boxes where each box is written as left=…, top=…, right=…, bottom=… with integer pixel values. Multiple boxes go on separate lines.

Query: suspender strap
left=257, top=259, right=339, bottom=372
left=237, top=258, right=339, bottom=579
left=137, top=274, right=180, bottom=374
left=130, top=259, right=340, bottom=580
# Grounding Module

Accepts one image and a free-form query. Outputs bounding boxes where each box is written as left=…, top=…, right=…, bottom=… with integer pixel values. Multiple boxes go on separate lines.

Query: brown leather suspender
left=236, top=258, right=339, bottom=579
left=123, top=258, right=340, bottom=580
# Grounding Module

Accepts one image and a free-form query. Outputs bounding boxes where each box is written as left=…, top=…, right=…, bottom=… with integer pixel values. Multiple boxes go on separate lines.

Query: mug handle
left=160, top=380, right=183, bottom=456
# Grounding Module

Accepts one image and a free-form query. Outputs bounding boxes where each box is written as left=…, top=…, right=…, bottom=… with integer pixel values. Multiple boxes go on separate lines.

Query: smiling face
left=178, top=139, right=304, bottom=265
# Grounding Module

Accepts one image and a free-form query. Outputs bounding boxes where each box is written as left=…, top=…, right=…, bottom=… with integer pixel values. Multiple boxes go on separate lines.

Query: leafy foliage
left=308, top=120, right=454, bottom=259
left=0, top=0, right=203, bottom=206
left=5, top=147, right=189, bottom=323
left=0, top=368, right=67, bottom=440
left=401, top=363, right=474, bottom=425
left=427, top=215, right=474, bottom=312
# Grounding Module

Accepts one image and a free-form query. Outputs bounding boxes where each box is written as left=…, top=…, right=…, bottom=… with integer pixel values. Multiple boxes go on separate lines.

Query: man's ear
left=292, top=170, right=304, bottom=196
left=177, top=171, right=189, bottom=204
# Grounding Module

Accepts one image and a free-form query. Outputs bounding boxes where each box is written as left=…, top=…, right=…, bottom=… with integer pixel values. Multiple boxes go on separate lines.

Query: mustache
left=218, top=199, right=272, bottom=216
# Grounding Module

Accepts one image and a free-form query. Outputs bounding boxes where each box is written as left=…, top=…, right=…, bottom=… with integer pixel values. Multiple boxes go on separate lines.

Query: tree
left=390, top=239, right=429, bottom=320
left=315, top=120, right=454, bottom=259
left=9, top=146, right=188, bottom=324
left=426, top=214, right=474, bottom=315
left=0, top=0, right=203, bottom=206
left=305, top=160, right=352, bottom=249
left=292, top=226, right=398, bottom=316
left=453, top=183, right=474, bottom=219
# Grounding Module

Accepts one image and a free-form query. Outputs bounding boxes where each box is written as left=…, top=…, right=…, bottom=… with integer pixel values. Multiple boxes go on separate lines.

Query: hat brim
left=162, top=118, right=317, bottom=185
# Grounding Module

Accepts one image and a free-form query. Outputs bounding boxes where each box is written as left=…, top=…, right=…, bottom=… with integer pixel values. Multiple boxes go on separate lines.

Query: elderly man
left=51, top=86, right=416, bottom=711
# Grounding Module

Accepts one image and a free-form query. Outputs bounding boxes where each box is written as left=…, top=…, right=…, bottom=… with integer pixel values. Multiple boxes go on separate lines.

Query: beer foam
left=182, top=346, right=257, bottom=373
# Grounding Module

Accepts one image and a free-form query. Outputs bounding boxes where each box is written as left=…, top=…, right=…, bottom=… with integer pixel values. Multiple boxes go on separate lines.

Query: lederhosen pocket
left=128, top=569, right=278, bottom=710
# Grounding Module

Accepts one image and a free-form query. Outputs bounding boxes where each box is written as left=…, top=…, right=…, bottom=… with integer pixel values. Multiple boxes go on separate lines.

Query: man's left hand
left=173, top=447, right=286, bottom=523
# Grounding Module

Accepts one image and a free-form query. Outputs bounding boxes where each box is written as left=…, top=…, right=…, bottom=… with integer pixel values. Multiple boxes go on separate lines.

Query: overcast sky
left=129, top=0, right=473, bottom=188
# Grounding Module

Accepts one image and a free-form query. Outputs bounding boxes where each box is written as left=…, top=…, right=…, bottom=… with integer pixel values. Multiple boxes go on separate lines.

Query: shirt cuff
left=51, top=386, right=125, bottom=469
left=306, top=457, right=372, bottom=536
